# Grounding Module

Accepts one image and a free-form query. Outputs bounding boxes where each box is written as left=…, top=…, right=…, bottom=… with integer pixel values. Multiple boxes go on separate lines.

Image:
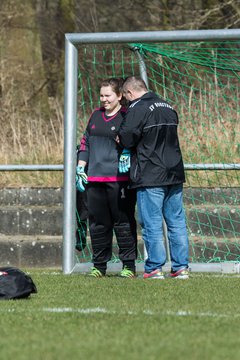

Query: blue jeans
left=137, top=184, right=189, bottom=273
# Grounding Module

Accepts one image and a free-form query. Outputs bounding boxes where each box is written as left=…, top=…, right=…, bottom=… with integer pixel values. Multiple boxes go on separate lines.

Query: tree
left=0, top=0, right=49, bottom=119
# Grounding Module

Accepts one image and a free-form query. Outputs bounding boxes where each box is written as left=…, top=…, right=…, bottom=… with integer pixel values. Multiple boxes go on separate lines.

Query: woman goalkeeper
left=76, top=78, right=137, bottom=278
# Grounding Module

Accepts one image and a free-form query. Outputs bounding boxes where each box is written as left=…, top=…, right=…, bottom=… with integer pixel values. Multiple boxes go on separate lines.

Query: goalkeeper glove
left=76, top=166, right=88, bottom=192
left=119, top=149, right=131, bottom=173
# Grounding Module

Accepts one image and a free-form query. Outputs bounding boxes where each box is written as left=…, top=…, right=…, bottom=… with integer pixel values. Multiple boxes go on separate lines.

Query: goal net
left=73, top=39, right=240, bottom=272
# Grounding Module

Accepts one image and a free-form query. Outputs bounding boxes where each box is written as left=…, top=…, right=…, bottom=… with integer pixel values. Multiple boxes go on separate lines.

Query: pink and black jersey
left=78, top=107, right=129, bottom=182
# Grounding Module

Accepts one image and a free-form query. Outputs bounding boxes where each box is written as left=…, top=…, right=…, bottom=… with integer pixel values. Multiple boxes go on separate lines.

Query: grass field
left=0, top=270, right=240, bottom=360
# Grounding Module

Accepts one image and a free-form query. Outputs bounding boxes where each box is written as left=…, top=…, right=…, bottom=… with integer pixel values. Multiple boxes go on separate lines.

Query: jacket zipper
left=134, top=164, right=138, bottom=179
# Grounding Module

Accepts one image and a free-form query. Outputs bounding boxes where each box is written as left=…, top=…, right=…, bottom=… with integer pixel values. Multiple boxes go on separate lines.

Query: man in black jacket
left=118, top=76, right=189, bottom=279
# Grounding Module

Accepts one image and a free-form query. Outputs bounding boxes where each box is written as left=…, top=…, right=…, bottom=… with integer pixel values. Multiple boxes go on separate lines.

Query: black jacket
left=118, top=92, right=185, bottom=188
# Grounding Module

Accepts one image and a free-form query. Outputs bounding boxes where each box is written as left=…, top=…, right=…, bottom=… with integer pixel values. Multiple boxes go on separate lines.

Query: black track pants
left=76, top=190, right=88, bottom=251
left=87, top=182, right=137, bottom=273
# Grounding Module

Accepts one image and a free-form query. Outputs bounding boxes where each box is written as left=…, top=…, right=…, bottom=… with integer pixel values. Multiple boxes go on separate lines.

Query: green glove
left=76, top=166, right=88, bottom=192
left=119, top=149, right=131, bottom=173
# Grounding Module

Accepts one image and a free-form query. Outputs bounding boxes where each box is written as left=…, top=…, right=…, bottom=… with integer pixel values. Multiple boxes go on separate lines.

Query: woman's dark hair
left=100, top=78, right=127, bottom=106
left=100, top=78, right=124, bottom=96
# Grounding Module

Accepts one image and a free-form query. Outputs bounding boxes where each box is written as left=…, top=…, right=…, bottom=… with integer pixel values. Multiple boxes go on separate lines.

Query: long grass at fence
left=0, top=98, right=64, bottom=187
left=0, top=93, right=239, bottom=187
left=0, top=270, right=239, bottom=360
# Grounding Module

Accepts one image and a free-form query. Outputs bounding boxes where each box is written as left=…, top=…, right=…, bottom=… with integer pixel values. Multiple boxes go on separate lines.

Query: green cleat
left=119, top=266, right=136, bottom=278
left=88, top=267, right=105, bottom=277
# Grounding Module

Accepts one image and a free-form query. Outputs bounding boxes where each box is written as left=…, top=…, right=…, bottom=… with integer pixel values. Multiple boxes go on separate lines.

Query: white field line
left=1, top=307, right=240, bottom=318
left=42, top=308, right=240, bottom=318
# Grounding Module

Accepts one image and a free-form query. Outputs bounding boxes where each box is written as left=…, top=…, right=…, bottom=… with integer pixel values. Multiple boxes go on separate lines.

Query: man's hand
left=76, top=166, right=88, bottom=192
left=119, top=149, right=131, bottom=173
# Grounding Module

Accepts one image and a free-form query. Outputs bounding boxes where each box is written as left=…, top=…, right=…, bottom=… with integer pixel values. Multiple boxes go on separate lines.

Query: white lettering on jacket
left=149, top=102, right=173, bottom=111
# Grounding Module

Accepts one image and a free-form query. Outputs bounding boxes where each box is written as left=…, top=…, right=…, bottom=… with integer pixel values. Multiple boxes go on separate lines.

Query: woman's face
left=100, top=85, right=122, bottom=112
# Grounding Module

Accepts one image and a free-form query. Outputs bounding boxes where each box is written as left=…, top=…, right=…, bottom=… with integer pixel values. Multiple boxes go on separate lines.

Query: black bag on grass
left=0, top=266, right=37, bottom=300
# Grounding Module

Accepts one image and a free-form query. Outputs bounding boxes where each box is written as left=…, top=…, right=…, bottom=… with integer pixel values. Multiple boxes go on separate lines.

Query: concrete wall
left=0, top=188, right=63, bottom=268
left=0, top=187, right=239, bottom=268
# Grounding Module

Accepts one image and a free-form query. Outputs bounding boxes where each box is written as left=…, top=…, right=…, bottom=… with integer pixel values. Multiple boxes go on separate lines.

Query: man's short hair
left=123, top=76, right=148, bottom=92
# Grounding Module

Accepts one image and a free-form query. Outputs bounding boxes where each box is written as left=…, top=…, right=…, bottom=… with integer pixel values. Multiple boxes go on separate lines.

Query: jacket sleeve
left=118, top=106, right=145, bottom=149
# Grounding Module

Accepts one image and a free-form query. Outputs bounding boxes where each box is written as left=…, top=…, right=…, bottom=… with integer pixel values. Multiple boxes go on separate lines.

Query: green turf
left=0, top=270, right=239, bottom=360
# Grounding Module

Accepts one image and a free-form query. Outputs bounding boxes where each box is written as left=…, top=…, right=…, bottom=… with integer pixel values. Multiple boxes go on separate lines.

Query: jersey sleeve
left=77, top=117, right=92, bottom=163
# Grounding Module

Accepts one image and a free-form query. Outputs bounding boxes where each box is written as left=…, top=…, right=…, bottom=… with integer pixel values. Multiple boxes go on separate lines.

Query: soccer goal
left=63, top=29, right=240, bottom=274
